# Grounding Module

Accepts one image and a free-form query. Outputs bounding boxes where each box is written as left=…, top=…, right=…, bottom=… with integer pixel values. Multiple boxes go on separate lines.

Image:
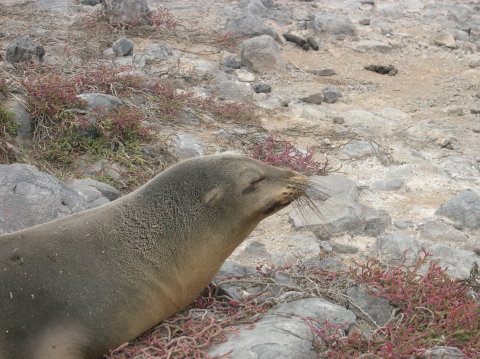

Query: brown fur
left=0, top=154, right=307, bottom=359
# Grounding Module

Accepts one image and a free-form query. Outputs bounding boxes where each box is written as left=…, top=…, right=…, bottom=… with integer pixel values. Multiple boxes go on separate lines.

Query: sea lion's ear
left=204, top=187, right=224, bottom=206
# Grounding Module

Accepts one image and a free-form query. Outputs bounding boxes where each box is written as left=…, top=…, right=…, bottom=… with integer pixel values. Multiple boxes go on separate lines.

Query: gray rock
left=64, top=179, right=116, bottom=209
left=376, top=234, right=478, bottom=279
left=238, top=240, right=271, bottom=261
left=112, top=38, right=134, bottom=56
left=359, top=18, right=371, bottom=25
left=145, top=45, right=175, bottom=59
left=238, top=0, right=269, bottom=15
left=419, top=221, right=468, bottom=243
left=235, top=69, right=256, bottom=82
left=301, top=256, right=344, bottom=271
left=307, top=174, right=359, bottom=203
left=179, top=107, right=200, bottom=126
left=343, top=140, right=377, bottom=159
left=172, top=133, right=206, bottom=159
left=209, top=298, right=355, bottom=359
left=342, top=108, right=409, bottom=136
left=252, top=83, right=272, bottom=93
left=469, top=59, right=480, bottom=68
left=216, top=260, right=254, bottom=278
left=102, top=0, right=152, bottom=26
left=433, top=32, right=457, bottom=48
left=271, top=232, right=320, bottom=267
left=309, top=67, right=335, bottom=76
left=300, top=93, right=323, bottom=105
left=346, top=285, right=392, bottom=326
left=8, top=101, right=32, bottom=142
left=323, top=85, right=341, bottom=103
left=241, top=35, right=285, bottom=73
left=210, top=79, right=253, bottom=100
left=289, top=174, right=389, bottom=236
left=75, top=93, right=123, bottom=137
left=77, top=93, right=123, bottom=110
left=421, top=241, right=478, bottom=279
left=353, top=40, right=393, bottom=53
left=309, top=13, right=357, bottom=38
left=208, top=315, right=317, bottom=359
left=0, top=164, right=88, bottom=234
left=225, top=14, right=275, bottom=38
left=270, top=298, right=356, bottom=330
left=330, top=242, right=359, bottom=254
left=360, top=205, right=392, bottom=236
left=453, top=29, right=470, bottom=42
left=65, top=178, right=120, bottom=202
left=375, top=233, right=420, bottom=264
left=373, top=178, right=405, bottom=191
left=6, top=36, right=45, bottom=63
left=394, top=220, right=413, bottom=229
left=80, top=0, right=102, bottom=5
left=435, top=190, right=480, bottom=229
left=224, top=55, right=242, bottom=69
left=421, top=346, right=465, bottom=359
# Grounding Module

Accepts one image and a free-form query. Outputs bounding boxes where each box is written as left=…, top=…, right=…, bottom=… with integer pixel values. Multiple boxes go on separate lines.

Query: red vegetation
left=307, top=252, right=480, bottom=358
left=150, top=8, right=177, bottom=31
left=251, top=135, right=329, bottom=175
left=106, top=285, right=269, bottom=359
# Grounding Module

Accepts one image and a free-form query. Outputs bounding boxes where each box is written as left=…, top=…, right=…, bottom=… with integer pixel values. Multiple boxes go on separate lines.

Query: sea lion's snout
left=261, top=170, right=308, bottom=216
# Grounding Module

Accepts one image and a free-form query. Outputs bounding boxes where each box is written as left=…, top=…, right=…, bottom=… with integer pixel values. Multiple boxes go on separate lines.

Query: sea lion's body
left=0, top=155, right=307, bottom=359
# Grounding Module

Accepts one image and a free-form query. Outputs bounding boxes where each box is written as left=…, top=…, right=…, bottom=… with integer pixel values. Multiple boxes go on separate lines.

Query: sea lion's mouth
left=263, top=199, right=293, bottom=215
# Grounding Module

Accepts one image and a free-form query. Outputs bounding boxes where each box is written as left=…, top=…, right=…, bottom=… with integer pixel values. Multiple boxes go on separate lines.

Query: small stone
left=284, top=33, right=309, bottom=49
left=306, top=37, right=319, bottom=50
left=394, top=220, right=412, bottom=229
left=103, top=0, right=152, bottom=26
left=419, top=221, right=468, bottom=243
left=80, top=0, right=102, bottom=5
left=438, top=136, right=457, bottom=149
left=252, top=83, right=272, bottom=93
left=353, top=40, right=392, bottom=53
left=346, top=285, right=392, bottom=326
left=323, top=85, right=341, bottom=103
left=309, top=13, right=357, bottom=38
left=446, top=108, right=463, bottom=116
left=223, top=55, right=242, bottom=69
left=330, top=242, right=359, bottom=254
left=300, top=93, right=323, bottom=105
left=435, top=190, right=480, bottom=229
left=310, top=67, right=336, bottom=76
left=373, top=178, right=405, bottom=191
left=145, top=45, right=175, bottom=59
left=112, top=38, right=134, bottom=56
left=364, top=64, right=397, bottom=75
left=172, top=133, right=206, bottom=159
left=469, top=59, right=480, bottom=68
left=241, top=35, right=285, bottom=73
left=421, top=346, right=465, bottom=359
left=6, top=36, right=45, bottom=63
left=235, top=69, right=256, bottom=82
left=333, top=116, right=344, bottom=124
left=359, top=18, right=370, bottom=25
left=225, top=14, right=276, bottom=38
left=433, top=32, right=457, bottom=48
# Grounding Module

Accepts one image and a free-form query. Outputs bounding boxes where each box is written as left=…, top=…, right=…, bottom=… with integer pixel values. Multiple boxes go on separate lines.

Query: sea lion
left=0, top=154, right=307, bottom=359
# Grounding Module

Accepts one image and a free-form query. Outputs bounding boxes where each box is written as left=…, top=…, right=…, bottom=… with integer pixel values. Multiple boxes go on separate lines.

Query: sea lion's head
left=142, top=154, right=308, bottom=241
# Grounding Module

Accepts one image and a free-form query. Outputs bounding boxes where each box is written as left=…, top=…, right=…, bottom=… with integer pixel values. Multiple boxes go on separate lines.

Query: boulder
left=6, top=36, right=45, bottom=63
left=241, top=35, right=285, bottom=73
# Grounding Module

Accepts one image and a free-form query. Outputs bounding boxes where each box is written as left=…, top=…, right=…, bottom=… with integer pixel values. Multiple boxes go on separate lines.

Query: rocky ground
left=1, top=0, right=480, bottom=358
